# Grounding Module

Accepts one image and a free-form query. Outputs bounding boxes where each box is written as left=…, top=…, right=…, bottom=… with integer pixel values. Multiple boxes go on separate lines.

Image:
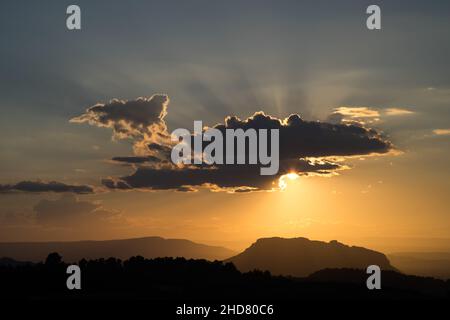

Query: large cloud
left=100, top=108, right=393, bottom=192
left=0, top=181, right=94, bottom=194
left=214, top=112, right=391, bottom=159
left=70, top=94, right=395, bottom=192
left=102, top=158, right=343, bottom=192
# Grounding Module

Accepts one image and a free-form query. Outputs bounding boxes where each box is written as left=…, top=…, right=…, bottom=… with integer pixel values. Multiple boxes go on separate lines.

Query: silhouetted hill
left=0, top=257, right=33, bottom=267
left=0, top=236, right=236, bottom=262
left=388, top=252, right=450, bottom=279
left=308, top=268, right=449, bottom=297
left=226, top=237, right=396, bottom=277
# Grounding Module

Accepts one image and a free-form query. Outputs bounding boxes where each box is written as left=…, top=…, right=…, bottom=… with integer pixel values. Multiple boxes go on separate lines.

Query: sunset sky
left=1, top=0, right=449, bottom=253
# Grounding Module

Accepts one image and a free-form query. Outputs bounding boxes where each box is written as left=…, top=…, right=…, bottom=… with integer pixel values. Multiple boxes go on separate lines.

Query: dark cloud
left=0, top=181, right=94, bottom=194
left=70, top=93, right=393, bottom=193
left=213, top=112, right=391, bottom=159
left=148, top=142, right=171, bottom=153
left=103, top=156, right=345, bottom=192
left=147, top=142, right=172, bottom=160
left=33, top=194, right=123, bottom=227
left=109, top=140, right=174, bottom=165
left=102, top=111, right=391, bottom=192
left=70, top=94, right=169, bottom=141
left=176, top=186, right=198, bottom=193
left=111, top=155, right=162, bottom=164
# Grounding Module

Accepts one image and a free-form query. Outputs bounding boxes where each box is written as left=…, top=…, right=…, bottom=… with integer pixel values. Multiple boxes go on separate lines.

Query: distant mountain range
left=2, top=236, right=449, bottom=280
left=226, top=237, right=396, bottom=277
left=0, top=236, right=236, bottom=262
left=388, top=252, right=450, bottom=279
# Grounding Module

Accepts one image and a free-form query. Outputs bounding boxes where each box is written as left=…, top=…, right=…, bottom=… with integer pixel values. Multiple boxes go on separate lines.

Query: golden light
left=278, top=172, right=299, bottom=190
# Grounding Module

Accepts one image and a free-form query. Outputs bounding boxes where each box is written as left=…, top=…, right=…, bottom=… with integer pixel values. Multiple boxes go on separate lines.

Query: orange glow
left=278, top=172, right=299, bottom=190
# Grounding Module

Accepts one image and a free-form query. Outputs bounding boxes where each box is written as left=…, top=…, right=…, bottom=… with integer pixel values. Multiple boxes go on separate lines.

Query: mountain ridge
left=226, top=236, right=396, bottom=277
left=0, top=236, right=237, bottom=262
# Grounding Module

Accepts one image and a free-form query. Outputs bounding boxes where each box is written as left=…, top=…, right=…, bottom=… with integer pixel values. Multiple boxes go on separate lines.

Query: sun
left=278, top=172, right=299, bottom=190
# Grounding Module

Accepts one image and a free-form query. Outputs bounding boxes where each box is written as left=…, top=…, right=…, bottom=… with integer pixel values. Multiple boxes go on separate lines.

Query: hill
left=0, top=236, right=236, bottom=262
left=226, top=237, right=396, bottom=277
left=308, top=268, right=449, bottom=298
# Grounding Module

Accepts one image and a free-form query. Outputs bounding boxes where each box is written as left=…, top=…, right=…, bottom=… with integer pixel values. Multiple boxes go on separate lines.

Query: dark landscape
left=1, top=236, right=449, bottom=303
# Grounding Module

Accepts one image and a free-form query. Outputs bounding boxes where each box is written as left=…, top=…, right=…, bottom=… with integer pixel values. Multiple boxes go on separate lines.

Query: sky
left=1, top=0, right=449, bottom=253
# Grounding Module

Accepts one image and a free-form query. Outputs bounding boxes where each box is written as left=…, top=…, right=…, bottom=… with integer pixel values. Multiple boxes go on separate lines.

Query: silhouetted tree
left=45, top=252, right=62, bottom=266
left=0, top=254, right=449, bottom=301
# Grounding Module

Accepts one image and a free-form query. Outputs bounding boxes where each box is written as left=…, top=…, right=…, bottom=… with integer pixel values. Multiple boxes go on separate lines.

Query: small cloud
left=384, top=108, right=415, bottom=116
left=0, top=181, right=94, bottom=194
left=433, top=129, right=450, bottom=136
left=71, top=94, right=170, bottom=154
left=331, top=107, right=380, bottom=118
left=176, top=186, right=198, bottom=192
left=329, top=106, right=415, bottom=124
left=111, top=155, right=162, bottom=164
